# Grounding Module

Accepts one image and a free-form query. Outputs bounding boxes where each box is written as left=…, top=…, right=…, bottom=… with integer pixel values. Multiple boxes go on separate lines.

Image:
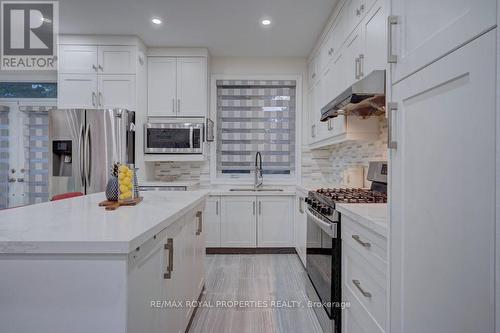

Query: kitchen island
left=0, top=191, right=208, bottom=333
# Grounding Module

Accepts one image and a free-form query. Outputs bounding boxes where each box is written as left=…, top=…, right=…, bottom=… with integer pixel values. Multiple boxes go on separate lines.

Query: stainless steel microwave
left=144, top=121, right=204, bottom=154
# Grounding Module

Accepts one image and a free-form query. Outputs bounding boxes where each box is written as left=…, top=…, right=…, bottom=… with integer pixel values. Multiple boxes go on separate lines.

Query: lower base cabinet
left=128, top=204, right=205, bottom=333
left=207, top=195, right=295, bottom=248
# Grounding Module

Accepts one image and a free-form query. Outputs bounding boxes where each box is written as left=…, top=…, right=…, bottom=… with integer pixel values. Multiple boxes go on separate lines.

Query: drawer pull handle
left=352, top=234, right=371, bottom=248
left=163, top=238, right=174, bottom=279
left=196, top=211, right=203, bottom=235
left=352, top=279, right=372, bottom=298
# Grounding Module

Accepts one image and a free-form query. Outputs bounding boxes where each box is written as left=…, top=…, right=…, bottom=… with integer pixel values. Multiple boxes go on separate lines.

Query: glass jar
left=118, top=163, right=135, bottom=202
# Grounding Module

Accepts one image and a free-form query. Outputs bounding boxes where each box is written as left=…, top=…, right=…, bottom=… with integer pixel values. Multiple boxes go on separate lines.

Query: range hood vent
left=320, top=70, right=386, bottom=122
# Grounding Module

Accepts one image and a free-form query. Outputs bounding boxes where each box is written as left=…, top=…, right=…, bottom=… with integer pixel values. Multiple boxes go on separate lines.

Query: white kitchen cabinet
left=177, top=57, right=207, bottom=117
left=204, top=196, right=221, bottom=247
left=389, top=30, right=495, bottom=333
left=343, top=25, right=363, bottom=87
left=220, top=196, right=257, bottom=247
left=97, top=46, right=136, bottom=75
left=58, top=41, right=138, bottom=109
left=97, top=75, right=136, bottom=109
left=361, top=0, right=385, bottom=77
left=295, top=191, right=307, bottom=266
left=57, top=74, right=97, bottom=109
left=389, top=0, right=496, bottom=83
left=147, top=57, right=207, bottom=117
left=257, top=196, right=294, bottom=247
left=59, top=45, right=98, bottom=74
left=127, top=204, right=205, bottom=333
left=147, top=57, right=177, bottom=116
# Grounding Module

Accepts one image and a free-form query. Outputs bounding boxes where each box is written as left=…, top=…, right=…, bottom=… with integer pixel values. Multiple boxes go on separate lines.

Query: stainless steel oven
left=305, top=204, right=341, bottom=333
left=144, top=121, right=204, bottom=154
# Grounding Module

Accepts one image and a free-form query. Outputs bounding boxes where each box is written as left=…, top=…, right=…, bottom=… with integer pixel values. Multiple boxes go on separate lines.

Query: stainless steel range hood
left=320, top=70, right=386, bottom=121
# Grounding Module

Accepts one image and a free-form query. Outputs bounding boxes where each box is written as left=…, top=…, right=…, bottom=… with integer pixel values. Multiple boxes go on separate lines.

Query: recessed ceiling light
left=261, top=19, right=271, bottom=26
left=152, top=18, right=163, bottom=25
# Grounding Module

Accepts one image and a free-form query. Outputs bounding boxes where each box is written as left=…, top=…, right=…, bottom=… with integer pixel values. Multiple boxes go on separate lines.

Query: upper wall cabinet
left=58, top=38, right=140, bottom=110
left=389, top=0, right=496, bottom=83
left=147, top=57, right=207, bottom=118
left=59, top=45, right=136, bottom=74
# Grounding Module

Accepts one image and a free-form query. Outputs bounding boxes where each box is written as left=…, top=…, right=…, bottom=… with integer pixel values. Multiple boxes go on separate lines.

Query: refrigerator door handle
left=78, top=123, right=85, bottom=187
left=85, top=124, right=92, bottom=187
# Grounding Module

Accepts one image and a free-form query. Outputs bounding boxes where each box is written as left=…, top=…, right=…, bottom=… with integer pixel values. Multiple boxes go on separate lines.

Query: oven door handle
left=306, top=207, right=337, bottom=238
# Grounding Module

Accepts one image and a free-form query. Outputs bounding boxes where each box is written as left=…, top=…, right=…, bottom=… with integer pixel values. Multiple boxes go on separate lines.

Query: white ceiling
left=58, top=0, right=337, bottom=57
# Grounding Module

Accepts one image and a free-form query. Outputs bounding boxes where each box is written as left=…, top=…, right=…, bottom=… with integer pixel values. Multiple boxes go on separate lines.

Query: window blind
left=20, top=106, right=52, bottom=204
left=216, top=80, right=296, bottom=176
left=0, top=106, right=9, bottom=209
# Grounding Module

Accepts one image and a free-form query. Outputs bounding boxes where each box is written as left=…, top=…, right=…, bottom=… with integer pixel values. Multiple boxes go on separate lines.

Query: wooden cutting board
left=99, top=197, right=143, bottom=211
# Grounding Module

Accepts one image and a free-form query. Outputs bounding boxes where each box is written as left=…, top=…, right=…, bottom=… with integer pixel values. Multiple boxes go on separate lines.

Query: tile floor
left=189, top=254, right=323, bottom=333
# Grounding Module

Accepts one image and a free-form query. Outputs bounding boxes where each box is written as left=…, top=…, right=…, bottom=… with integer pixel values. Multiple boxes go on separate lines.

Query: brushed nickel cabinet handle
left=92, top=64, right=97, bottom=71
left=387, top=15, right=398, bottom=63
left=196, top=211, right=203, bottom=235
left=172, top=99, right=176, bottom=113
left=163, top=238, right=174, bottom=279
left=352, top=279, right=372, bottom=298
left=358, top=54, right=364, bottom=77
left=98, top=92, right=103, bottom=107
left=387, top=102, right=398, bottom=149
left=253, top=201, right=256, bottom=215
left=258, top=201, right=262, bottom=215
left=216, top=200, right=219, bottom=215
left=355, top=57, right=360, bottom=79
left=352, top=234, right=371, bottom=248
left=98, top=64, right=103, bottom=71
left=91, top=92, right=96, bottom=107
left=177, top=99, right=181, bottom=114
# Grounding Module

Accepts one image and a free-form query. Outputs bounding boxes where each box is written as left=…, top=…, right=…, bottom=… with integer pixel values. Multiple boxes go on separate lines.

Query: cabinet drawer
left=343, top=242, right=387, bottom=330
left=342, top=286, right=384, bottom=333
left=341, top=215, right=387, bottom=266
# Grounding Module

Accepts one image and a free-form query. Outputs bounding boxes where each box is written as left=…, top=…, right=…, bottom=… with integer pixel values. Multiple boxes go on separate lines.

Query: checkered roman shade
left=0, top=106, right=9, bottom=209
left=216, top=80, right=296, bottom=176
left=20, top=106, right=54, bottom=204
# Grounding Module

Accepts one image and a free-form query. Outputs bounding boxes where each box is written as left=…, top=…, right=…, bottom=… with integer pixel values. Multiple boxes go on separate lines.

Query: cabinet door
left=343, top=25, right=363, bottom=87
left=390, top=0, right=496, bottom=83
left=57, top=74, right=97, bottom=109
left=389, top=30, right=495, bottom=333
left=97, top=75, right=136, bottom=110
left=161, top=220, right=187, bottom=333
left=127, top=228, right=167, bottom=333
left=295, top=194, right=307, bottom=266
left=361, top=0, right=385, bottom=76
left=97, top=46, right=136, bottom=74
left=205, top=197, right=221, bottom=247
left=220, top=196, right=256, bottom=247
left=147, top=57, right=177, bottom=116
left=58, top=45, right=98, bottom=74
left=257, top=197, right=293, bottom=247
left=176, top=57, right=207, bottom=117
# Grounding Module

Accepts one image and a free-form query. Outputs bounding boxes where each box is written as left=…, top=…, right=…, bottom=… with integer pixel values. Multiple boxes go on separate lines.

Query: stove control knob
left=305, top=198, right=310, bottom=205
left=320, top=206, right=328, bottom=215
left=324, top=207, right=333, bottom=215
left=311, top=201, right=318, bottom=208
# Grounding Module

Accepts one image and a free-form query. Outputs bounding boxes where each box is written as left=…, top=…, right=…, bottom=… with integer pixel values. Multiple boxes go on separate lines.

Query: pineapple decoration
left=105, top=163, right=120, bottom=201
left=118, top=164, right=135, bottom=201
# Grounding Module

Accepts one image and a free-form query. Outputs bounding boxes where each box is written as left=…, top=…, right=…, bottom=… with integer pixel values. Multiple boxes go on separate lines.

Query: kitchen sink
left=229, top=188, right=284, bottom=192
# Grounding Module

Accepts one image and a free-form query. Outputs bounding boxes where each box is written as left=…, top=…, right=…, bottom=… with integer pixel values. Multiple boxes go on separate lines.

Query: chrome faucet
left=254, top=152, right=263, bottom=189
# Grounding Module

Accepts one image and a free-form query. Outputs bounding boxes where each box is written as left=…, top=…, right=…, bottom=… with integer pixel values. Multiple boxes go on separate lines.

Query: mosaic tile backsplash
left=301, top=116, right=388, bottom=187
left=153, top=116, right=387, bottom=187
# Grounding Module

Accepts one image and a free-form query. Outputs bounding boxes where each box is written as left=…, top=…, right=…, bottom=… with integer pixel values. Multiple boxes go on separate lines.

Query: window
left=215, top=79, right=296, bottom=180
left=0, top=82, right=57, bottom=98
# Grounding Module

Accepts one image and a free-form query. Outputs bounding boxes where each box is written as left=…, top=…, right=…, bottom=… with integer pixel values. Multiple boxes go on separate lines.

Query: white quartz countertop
left=336, top=203, right=388, bottom=237
left=0, top=191, right=208, bottom=254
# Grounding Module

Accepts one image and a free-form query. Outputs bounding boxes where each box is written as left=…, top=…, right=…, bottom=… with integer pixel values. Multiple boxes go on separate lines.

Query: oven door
left=306, top=207, right=341, bottom=332
left=144, top=123, right=203, bottom=154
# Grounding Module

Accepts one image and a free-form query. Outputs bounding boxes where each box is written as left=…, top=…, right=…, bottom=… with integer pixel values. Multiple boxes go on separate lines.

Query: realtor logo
left=1, top=1, right=58, bottom=70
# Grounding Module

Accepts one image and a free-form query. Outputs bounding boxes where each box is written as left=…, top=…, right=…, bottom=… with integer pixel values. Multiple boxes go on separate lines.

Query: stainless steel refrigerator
left=49, top=109, right=135, bottom=197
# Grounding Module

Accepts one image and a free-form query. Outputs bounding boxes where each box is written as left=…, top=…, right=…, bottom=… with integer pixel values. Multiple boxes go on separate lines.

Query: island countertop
left=0, top=191, right=208, bottom=254
left=335, top=203, right=388, bottom=237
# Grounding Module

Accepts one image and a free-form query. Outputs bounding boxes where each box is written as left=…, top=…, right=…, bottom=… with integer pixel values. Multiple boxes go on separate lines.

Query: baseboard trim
left=185, top=284, right=205, bottom=333
left=206, top=247, right=296, bottom=254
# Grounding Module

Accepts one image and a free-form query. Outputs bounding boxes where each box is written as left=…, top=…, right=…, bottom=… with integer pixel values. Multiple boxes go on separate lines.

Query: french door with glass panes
left=0, top=99, right=56, bottom=208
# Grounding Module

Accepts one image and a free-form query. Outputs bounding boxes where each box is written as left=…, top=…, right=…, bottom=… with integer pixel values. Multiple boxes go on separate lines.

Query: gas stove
left=305, top=161, right=388, bottom=219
